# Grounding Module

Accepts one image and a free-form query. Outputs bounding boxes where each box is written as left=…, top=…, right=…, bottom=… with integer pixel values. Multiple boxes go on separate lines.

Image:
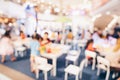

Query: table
left=41, top=44, right=71, bottom=76
left=105, top=53, right=120, bottom=78
left=13, top=38, right=32, bottom=48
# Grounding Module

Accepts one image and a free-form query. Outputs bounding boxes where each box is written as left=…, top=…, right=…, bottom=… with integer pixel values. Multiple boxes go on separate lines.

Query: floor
left=0, top=48, right=119, bottom=80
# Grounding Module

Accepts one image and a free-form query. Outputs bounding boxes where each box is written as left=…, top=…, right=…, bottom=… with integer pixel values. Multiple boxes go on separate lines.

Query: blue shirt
left=30, top=40, right=40, bottom=56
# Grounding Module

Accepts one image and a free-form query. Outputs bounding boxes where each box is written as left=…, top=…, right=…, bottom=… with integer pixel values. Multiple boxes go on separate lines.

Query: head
left=43, top=32, right=48, bottom=40
left=34, top=5, right=39, bottom=12
left=116, top=23, right=119, bottom=26
left=32, top=33, right=39, bottom=40
left=39, top=36, right=43, bottom=42
left=4, top=30, right=11, bottom=38
left=85, top=39, right=94, bottom=49
left=58, top=32, right=60, bottom=35
left=69, top=29, right=72, bottom=32
left=20, top=30, right=24, bottom=35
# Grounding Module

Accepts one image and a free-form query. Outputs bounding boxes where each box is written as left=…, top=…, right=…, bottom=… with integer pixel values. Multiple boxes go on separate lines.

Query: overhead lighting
left=106, top=11, right=110, bottom=15
left=41, top=0, right=44, bottom=3
left=44, top=9, right=51, bottom=15
left=54, top=8, right=60, bottom=13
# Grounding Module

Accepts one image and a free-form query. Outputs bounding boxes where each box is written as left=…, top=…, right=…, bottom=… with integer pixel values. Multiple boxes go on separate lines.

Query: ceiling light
left=54, top=8, right=60, bottom=12
left=106, top=11, right=110, bottom=15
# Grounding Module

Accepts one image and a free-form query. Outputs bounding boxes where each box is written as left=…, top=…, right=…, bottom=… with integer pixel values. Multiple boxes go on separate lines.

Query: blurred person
left=85, top=39, right=96, bottom=52
left=92, top=29, right=102, bottom=41
left=84, top=30, right=92, bottom=40
left=41, top=27, right=52, bottom=38
left=85, top=39, right=96, bottom=59
left=20, top=30, right=26, bottom=39
left=39, top=32, right=51, bottom=53
left=41, top=32, right=51, bottom=46
left=113, top=23, right=120, bottom=39
left=0, top=31, right=16, bottom=63
left=66, top=29, right=74, bottom=45
left=67, top=29, right=74, bottom=40
left=25, top=4, right=36, bottom=36
left=50, top=31, right=57, bottom=43
left=30, top=33, right=40, bottom=72
left=57, top=32, right=62, bottom=43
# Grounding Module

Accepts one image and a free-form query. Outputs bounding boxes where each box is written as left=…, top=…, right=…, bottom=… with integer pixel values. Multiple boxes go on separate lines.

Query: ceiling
left=91, top=0, right=120, bottom=16
left=94, top=14, right=113, bottom=30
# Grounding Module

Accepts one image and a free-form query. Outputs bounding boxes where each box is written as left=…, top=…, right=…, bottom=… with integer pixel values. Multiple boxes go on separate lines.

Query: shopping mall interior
left=0, top=0, right=120, bottom=80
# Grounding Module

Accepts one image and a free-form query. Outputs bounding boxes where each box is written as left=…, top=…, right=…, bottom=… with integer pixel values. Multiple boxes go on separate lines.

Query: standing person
left=0, top=31, right=16, bottom=63
left=25, top=4, right=36, bottom=36
left=57, top=32, right=62, bottom=43
left=66, top=29, right=74, bottom=45
left=30, top=34, right=40, bottom=72
left=113, top=23, right=120, bottom=39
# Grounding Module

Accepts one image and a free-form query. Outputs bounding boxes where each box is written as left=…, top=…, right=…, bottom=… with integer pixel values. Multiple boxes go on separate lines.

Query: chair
left=64, top=59, right=86, bottom=80
left=97, top=56, right=110, bottom=80
left=13, top=40, right=27, bottom=57
left=35, top=56, right=53, bottom=80
left=15, top=46, right=26, bottom=57
left=85, top=50, right=96, bottom=70
left=66, top=49, right=81, bottom=66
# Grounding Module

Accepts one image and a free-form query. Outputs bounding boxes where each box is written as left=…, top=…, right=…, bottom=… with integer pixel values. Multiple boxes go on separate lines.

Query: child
left=40, top=32, right=51, bottom=53
left=0, top=31, right=16, bottom=63
left=20, top=30, right=26, bottom=39
left=30, top=33, right=40, bottom=72
left=85, top=39, right=96, bottom=59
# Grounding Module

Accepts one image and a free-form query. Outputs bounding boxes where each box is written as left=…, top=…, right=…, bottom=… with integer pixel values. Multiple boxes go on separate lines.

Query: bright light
left=41, top=0, right=44, bottom=3
left=44, top=9, right=51, bottom=14
left=71, top=10, right=80, bottom=16
left=54, top=8, right=60, bottom=12
left=9, top=23, right=12, bottom=26
left=106, top=11, right=110, bottom=15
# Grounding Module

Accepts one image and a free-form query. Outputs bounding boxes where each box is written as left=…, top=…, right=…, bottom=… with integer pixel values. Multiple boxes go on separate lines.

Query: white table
left=13, top=38, right=32, bottom=48
left=41, top=44, right=71, bottom=76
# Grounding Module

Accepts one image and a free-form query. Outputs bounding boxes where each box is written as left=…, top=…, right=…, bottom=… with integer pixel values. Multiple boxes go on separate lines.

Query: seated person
left=30, top=33, right=40, bottom=72
left=40, top=32, right=51, bottom=53
left=41, top=32, right=51, bottom=46
left=85, top=39, right=96, bottom=59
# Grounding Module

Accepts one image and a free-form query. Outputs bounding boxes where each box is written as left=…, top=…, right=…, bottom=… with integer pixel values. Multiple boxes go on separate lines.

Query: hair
left=32, top=33, right=39, bottom=40
left=44, top=32, right=48, bottom=35
left=69, top=29, right=72, bottom=32
left=39, top=36, right=43, bottom=41
left=85, top=39, right=94, bottom=49
left=4, top=30, right=11, bottom=38
left=113, top=38, right=120, bottom=52
left=116, top=22, right=119, bottom=26
left=20, top=30, right=24, bottom=35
